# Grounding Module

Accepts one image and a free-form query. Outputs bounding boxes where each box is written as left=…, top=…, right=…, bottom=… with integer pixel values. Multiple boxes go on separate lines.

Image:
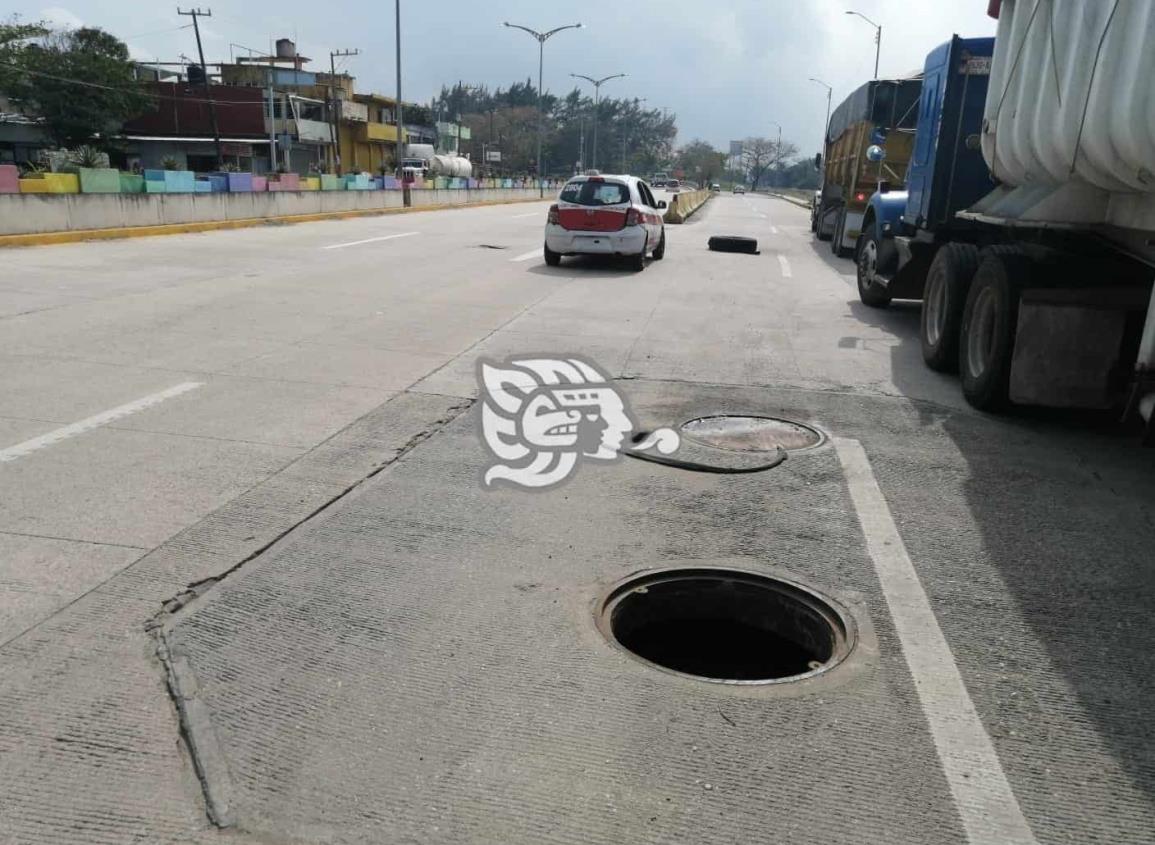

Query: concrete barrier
left=664, top=189, right=712, bottom=223
left=0, top=187, right=545, bottom=245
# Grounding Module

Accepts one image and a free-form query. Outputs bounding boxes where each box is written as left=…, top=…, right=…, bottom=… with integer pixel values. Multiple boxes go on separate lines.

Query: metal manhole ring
left=596, top=566, right=856, bottom=685
left=680, top=415, right=826, bottom=453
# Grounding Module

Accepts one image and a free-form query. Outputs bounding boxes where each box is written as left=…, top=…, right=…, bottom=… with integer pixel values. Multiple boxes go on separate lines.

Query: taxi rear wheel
left=629, top=238, right=648, bottom=272
left=544, top=242, right=561, bottom=267
left=652, top=231, right=666, bottom=260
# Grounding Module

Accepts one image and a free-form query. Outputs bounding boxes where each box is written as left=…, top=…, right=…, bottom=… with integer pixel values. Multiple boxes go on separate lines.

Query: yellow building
left=340, top=93, right=408, bottom=173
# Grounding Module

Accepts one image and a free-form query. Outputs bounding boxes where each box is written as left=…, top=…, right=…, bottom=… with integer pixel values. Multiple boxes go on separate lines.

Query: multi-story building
left=122, top=39, right=430, bottom=175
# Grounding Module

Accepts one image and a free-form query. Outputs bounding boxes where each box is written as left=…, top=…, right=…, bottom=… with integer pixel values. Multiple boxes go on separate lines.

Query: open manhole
left=598, top=567, right=854, bottom=684
left=681, top=415, right=825, bottom=453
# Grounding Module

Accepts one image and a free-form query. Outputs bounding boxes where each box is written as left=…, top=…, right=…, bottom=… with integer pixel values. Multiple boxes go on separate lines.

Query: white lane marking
left=0, top=382, right=204, bottom=464
left=777, top=254, right=793, bottom=278
left=511, top=212, right=540, bottom=219
left=834, top=438, right=1038, bottom=845
left=322, top=231, right=419, bottom=250
left=770, top=225, right=779, bottom=235
left=510, top=248, right=541, bottom=263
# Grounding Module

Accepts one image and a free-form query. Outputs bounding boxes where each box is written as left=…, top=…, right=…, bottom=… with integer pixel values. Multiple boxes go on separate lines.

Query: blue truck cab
left=856, top=35, right=996, bottom=303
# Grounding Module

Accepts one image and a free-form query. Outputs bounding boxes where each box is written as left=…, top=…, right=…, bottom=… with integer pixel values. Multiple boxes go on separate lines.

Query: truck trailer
left=815, top=77, right=922, bottom=256
left=851, top=0, right=1155, bottom=435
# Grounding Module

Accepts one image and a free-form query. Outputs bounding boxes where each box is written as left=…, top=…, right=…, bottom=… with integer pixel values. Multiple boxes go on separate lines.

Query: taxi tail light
left=625, top=207, right=641, bottom=227
left=855, top=192, right=867, bottom=202
left=548, top=204, right=559, bottom=225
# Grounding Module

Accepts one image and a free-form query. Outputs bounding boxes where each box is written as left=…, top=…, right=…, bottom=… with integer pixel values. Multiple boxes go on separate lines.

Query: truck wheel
left=856, top=231, right=893, bottom=308
left=958, top=252, right=1028, bottom=411
left=920, top=243, right=980, bottom=372
left=816, top=207, right=833, bottom=241
left=544, top=243, right=561, bottom=267
left=652, top=231, right=666, bottom=260
left=830, top=207, right=845, bottom=256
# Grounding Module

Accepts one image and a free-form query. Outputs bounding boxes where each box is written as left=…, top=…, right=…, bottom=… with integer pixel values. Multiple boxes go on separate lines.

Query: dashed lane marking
left=322, top=231, right=420, bottom=250
left=777, top=254, right=793, bottom=278
left=0, top=382, right=204, bottom=463
left=510, top=249, right=541, bottom=263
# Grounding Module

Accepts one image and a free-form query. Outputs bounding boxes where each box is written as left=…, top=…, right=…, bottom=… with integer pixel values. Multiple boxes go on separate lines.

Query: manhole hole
left=681, top=415, right=824, bottom=453
left=598, top=567, right=854, bottom=684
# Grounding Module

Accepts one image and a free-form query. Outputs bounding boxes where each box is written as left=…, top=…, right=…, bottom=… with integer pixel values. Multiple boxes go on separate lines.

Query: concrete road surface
left=1, top=193, right=1153, bottom=844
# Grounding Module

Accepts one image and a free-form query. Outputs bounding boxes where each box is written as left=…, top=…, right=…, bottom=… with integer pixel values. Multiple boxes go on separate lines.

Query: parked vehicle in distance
left=544, top=174, right=667, bottom=272
left=711, top=183, right=721, bottom=192
left=815, top=76, right=921, bottom=256
left=809, top=190, right=822, bottom=231
left=666, top=179, right=681, bottom=192
left=850, top=11, right=1155, bottom=429
left=733, top=185, right=746, bottom=194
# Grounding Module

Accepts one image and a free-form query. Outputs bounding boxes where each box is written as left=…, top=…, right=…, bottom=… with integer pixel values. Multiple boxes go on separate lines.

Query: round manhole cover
left=681, top=415, right=824, bottom=453
left=597, top=568, right=854, bottom=684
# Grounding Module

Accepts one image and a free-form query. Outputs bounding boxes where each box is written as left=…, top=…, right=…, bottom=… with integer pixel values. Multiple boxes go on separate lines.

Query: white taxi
left=544, top=173, right=667, bottom=271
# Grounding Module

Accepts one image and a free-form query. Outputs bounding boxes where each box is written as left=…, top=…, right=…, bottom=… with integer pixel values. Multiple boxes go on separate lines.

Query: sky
left=13, top=1, right=997, bottom=156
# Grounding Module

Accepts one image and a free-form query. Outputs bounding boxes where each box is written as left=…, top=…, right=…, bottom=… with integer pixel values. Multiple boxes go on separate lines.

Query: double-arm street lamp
left=845, top=9, right=882, bottom=78
left=570, top=72, right=626, bottom=172
left=503, top=21, right=583, bottom=196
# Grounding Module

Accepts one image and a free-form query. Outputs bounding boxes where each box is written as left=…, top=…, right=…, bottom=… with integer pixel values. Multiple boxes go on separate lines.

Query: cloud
left=38, top=6, right=84, bottom=30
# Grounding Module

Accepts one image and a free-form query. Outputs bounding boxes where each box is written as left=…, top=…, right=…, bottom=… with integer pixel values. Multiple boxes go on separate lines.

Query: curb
left=0, top=195, right=548, bottom=248
left=768, top=192, right=811, bottom=209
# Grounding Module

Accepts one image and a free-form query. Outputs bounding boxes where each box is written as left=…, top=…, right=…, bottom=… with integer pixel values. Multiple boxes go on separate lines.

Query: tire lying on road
left=708, top=236, right=759, bottom=254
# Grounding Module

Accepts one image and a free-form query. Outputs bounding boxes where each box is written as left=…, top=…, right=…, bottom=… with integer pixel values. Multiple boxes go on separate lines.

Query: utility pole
left=503, top=21, right=584, bottom=197
left=329, top=48, right=359, bottom=174
left=570, top=73, right=625, bottom=172
left=177, top=7, right=222, bottom=168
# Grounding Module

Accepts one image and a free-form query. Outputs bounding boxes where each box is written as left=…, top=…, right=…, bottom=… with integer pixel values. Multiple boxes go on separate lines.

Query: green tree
left=2, top=24, right=148, bottom=148
left=675, top=140, right=726, bottom=186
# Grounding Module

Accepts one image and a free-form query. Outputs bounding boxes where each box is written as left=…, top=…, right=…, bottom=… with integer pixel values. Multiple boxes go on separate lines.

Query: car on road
left=711, top=183, right=721, bottom=192
left=666, top=179, right=681, bottom=192
left=544, top=174, right=667, bottom=272
left=733, top=184, right=746, bottom=194
left=809, top=189, right=822, bottom=231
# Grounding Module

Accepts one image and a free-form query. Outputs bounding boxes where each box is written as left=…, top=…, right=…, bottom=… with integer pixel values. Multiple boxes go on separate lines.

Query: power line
left=0, top=58, right=292, bottom=107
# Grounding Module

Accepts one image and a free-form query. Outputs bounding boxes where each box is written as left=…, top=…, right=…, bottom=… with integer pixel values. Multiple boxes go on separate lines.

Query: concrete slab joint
left=146, top=394, right=475, bottom=829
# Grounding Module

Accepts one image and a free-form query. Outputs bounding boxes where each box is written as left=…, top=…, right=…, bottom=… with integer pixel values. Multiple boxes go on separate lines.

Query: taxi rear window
left=559, top=181, right=630, bottom=206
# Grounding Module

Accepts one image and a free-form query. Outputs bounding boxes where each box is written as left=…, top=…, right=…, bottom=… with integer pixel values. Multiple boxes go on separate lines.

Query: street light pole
left=809, top=77, right=833, bottom=156
left=845, top=10, right=881, bottom=78
left=620, top=97, right=645, bottom=174
left=503, top=21, right=583, bottom=197
left=769, top=121, right=782, bottom=188
left=395, top=0, right=404, bottom=189
left=570, top=72, right=625, bottom=172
